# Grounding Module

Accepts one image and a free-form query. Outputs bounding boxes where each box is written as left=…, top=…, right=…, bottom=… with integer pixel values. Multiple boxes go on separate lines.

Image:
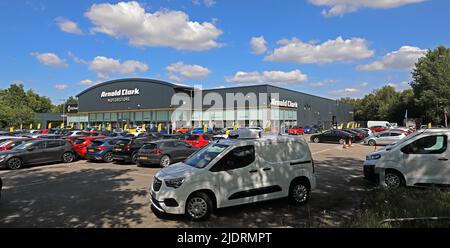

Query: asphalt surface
left=0, top=136, right=376, bottom=227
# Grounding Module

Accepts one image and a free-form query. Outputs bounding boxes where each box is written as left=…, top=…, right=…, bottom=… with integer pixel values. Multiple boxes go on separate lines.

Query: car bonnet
left=156, top=162, right=200, bottom=179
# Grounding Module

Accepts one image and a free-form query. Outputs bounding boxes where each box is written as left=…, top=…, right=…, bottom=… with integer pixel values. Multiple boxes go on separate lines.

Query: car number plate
left=115, top=148, right=122, bottom=151
left=88, top=149, right=95, bottom=152
left=140, top=156, right=148, bottom=160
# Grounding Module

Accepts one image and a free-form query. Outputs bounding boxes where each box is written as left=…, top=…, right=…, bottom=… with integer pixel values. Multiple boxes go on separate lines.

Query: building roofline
left=76, top=78, right=193, bottom=97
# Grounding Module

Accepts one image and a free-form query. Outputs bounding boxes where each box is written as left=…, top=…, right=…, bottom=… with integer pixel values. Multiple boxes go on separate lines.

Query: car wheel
left=62, top=152, right=75, bottom=163
left=313, top=137, right=320, bottom=143
left=131, top=152, right=139, bottom=164
left=384, top=171, right=404, bottom=188
left=289, top=179, right=310, bottom=205
left=7, top=157, right=22, bottom=170
left=103, top=152, right=114, bottom=163
left=185, top=192, right=213, bottom=221
left=159, top=155, right=171, bottom=168
left=368, top=140, right=376, bottom=146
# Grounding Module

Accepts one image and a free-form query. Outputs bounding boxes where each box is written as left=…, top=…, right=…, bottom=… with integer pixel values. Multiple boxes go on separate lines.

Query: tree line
left=340, top=46, right=450, bottom=127
left=0, top=84, right=77, bottom=128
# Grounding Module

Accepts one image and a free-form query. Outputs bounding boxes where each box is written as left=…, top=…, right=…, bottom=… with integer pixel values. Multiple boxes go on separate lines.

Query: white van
left=363, top=128, right=450, bottom=188
left=150, top=129, right=316, bottom=221
left=367, top=121, right=393, bottom=128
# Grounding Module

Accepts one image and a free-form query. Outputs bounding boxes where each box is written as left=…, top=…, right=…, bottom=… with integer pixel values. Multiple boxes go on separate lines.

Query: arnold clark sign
left=100, top=88, right=140, bottom=103
left=270, top=98, right=298, bottom=109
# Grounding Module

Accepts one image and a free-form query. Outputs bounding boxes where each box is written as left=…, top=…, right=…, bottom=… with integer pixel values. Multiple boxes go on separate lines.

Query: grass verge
left=346, top=187, right=450, bottom=228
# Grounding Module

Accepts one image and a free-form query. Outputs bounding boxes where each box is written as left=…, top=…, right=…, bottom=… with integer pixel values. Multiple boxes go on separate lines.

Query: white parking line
left=312, top=146, right=341, bottom=155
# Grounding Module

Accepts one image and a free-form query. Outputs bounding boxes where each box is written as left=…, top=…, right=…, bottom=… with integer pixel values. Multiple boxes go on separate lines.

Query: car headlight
left=366, top=154, right=382, bottom=160
left=165, top=177, right=185, bottom=189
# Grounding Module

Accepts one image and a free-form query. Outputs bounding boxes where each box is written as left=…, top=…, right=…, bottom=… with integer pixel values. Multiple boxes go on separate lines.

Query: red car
left=288, top=126, right=305, bottom=135
left=369, top=126, right=388, bottom=133
left=174, top=128, right=190, bottom=134
left=72, top=136, right=106, bottom=157
left=0, top=138, right=32, bottom=151
left=185, top=134, right=211, bottom=148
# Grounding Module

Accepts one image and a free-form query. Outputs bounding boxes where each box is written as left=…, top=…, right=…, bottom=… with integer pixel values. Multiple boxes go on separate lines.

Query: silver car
left=364, top=131, right=406, bottom=146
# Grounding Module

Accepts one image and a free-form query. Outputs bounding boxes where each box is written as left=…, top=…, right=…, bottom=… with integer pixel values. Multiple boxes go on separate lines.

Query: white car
left=364, top=131, right=406, bottom=146
left=363, top=128, right=450, bottom=188
left=150, top=129, right=316, bottom=221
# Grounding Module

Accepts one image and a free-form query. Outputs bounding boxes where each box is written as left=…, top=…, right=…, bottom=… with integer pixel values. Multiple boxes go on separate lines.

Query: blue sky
left=0, top=0, right=448, bottom=104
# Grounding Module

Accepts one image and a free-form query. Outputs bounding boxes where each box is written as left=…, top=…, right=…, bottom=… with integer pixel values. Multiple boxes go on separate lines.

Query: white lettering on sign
left=270, top=98, right=298, bottom=108
left=100, top=88, right=140, bottom=98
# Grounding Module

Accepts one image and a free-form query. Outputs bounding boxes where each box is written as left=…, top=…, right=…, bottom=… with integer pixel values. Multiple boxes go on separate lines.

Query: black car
left=137, top=139, right=199, bottom=167
left=0, top=139, right=76, bottom=170
left=161, top=134, right=186, bottom=140
left=342, top=129, right=364, bottom=141
left=310, top=130, right=353, bottom=144
left=112, top=137, right=156, bottom=164
left=85, top=138, right=121, bottom=163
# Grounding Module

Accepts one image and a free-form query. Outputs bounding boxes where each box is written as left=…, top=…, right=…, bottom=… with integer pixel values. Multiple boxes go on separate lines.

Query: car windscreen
left=91, top=140, right=105, bottom=147
left=186, top=135, right=199, bottom=141
left=185, top=144, right=229, bottom=169
left=12, top=141, right=35, bottom=150
left=116, top=139, right=131, bottom=146
left=142, top=143, right=157, bottom=150
left=74, top=139, right=86, bottom=144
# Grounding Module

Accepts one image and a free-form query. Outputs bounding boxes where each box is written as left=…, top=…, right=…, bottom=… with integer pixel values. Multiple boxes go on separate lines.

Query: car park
left=288, top=126, right=305, bottom=135
left=185, top=134, right=211, bottom=148
left=112, top=137, right=155, bottom=164
left=72, top=136, right=107, bottom=158
left=0, top=139, right=76, bottom=170
left=363, top=131, right=406, bottom=146
left=85, top=138, right=121, bottom=163
left=363, top=128, right=450, bottom=188
left=137, top=140, right=199, bottom=168
left=150, top=129, right=316, bottom=221
left=186, top=128, right=213, bottom=135
left=310, top=130, right=353, bottom=144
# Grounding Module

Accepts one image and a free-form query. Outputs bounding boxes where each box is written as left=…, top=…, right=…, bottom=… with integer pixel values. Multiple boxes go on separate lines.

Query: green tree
left=411, top=46, right=450, bottom=125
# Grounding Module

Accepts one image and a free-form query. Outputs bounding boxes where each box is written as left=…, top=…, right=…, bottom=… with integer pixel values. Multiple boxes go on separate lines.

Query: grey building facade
left=69, top=78, right=354, bottom=131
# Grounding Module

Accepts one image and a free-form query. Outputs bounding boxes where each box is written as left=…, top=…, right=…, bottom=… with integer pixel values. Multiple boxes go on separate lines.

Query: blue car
left=186, top=128, right=213, bottom=135
left=304, top=125, right=320, bottom=134
left=85, top=138, right=121, bottom=163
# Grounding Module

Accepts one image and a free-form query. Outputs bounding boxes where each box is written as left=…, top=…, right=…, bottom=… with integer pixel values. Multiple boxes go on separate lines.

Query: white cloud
left=55, top=17, right=83, bottom=35
left=192, top=0, right=216, bottom=7
left=309, top=0, right=427, bottom=17
left=85, top=1, right=223, bottom=51
left=387, top=81, right=411, bottom=90
left=166, top=62, right=211, bottom=82
left=31, top=52, right=68, bottom=68
left=89, top=56, right=149, bottom=79
left=79, top=79, right=98, bottom=86
left=250, top=36, right=268, bottom=54
left=226, top=70, right=308, bottom=85
left=329, top=82, right=369, bottom=97
left=265, top=36, right=374, bottom=64
left=357, top=46, right=427, bottom=71
left=68, top=51, right=88, bottom=64
left=310, top=79, right=337, bottom=88
left=54, top=84, right=69, bottom=91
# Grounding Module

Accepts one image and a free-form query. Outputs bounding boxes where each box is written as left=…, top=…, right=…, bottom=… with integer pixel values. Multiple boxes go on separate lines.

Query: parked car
left=72, top=136, right=107, bottom=158
left=0, top=177, right=2, bottom=200
left=137, top=140, right=199, bottom=168
left=185, top=134, right=211, bottom=148
left=211, top=134, right=228, bottom=141
left=358, top=128, right=374, bottom=136
left=0, top=136, right=23, bottom=144
left=367, top=121, right=393, bottom=128
left=36, top=134, right=66, bottom=139
left=150, top=129, right=316, bottom=221
left=363, top=128, right=450, bottom=188
left=112, top=137, right=155, bottom=164
left=343, top=129, right=365, bottom=141
left=65, top=130, right=84, bottom=136
left=81, top=131, right=100, bottom=137
left=161, top=134, right=186, bottom=140
left=174, top=128, right=190, bottom=134
left=0, top=139, right=76, bottom=170
left=85, top=138, right=121, bottom=163
left=310, top=130, right=353, bottom=144
left=363, top=131, right=406, bottom=146
left=304, top=125, right=320, bottom=134
left=369, top=126, right=388, bottom=133
left=0, top=138, right=33, bottom=151
left=186, top=128, right=213, bottom=135
left=288, top=126, right=305, bottom=135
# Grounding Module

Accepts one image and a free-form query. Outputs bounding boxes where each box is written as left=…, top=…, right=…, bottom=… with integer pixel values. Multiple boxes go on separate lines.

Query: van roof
left=217, top=134, right=307, bottom=146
